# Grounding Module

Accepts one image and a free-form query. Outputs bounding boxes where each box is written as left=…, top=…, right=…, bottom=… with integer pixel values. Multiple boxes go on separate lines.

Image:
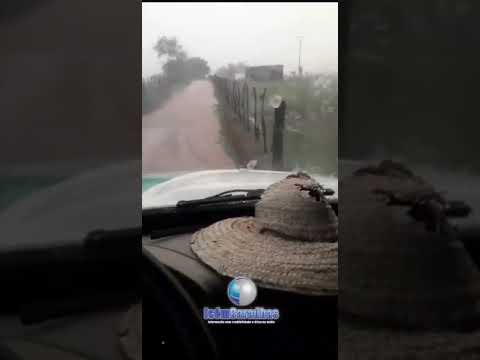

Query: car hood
left=142, top=169, right=338, bottom=209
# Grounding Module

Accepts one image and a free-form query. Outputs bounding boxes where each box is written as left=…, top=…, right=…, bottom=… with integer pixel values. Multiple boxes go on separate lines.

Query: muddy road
left=142, top=80, right=236, bottom=174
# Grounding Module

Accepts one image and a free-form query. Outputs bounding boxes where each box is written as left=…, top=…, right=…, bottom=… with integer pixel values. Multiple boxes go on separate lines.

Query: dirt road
left=142, top=80, right=236, bottom=174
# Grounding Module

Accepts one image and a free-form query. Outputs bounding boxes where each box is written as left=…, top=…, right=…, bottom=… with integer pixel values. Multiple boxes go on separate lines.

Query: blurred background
left=341, top=0, right=480, bottom=173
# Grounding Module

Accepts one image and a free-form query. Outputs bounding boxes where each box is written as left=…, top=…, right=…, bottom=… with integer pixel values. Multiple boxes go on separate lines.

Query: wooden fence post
left=235, top=81, right=239, bottom=116
left=227, top=79, right=231, bottom=105
left=253, top=87, right=258, bottom=139
left=246, top=84, right=250, bottom=131
left=232, top=81, right=236, bottom=114
left=226, top=79, right=229, bottom=104
left=235, top=81, right=240, bottom=117
left=223, top=78, right=227, bottom=102
left=238, top=84, right=242, bottom=117
left=241, top=83, right=246, bottom=125
left=261, top=88, right=267, bottom=153
left=235, top=82, right=240, bottom=116
left=272, top=100, right=286, bottom=170
left=243, top=83, right=248, bottom=128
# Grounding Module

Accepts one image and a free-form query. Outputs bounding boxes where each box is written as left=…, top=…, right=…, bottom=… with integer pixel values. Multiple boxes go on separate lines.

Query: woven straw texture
left=339, top=161, right=480, bottom=359
left=340, top=167, right=480, bottom=328
left=190, top=174, right=338, bottom=295
left=256, top=175, right=338, bottom=242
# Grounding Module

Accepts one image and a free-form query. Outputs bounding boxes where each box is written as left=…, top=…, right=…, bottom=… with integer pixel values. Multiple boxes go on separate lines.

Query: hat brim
left=190, top=217, right=338, bottom=296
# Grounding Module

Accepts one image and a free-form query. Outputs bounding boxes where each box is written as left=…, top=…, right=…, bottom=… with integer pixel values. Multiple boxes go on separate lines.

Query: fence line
left=211, top=75, right=285, bottom=170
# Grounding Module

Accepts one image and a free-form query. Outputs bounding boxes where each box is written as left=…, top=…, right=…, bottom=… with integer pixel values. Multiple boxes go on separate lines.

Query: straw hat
left=339, top=160, right=480, bottom=359
left=190, top=173, right=338, bottom=296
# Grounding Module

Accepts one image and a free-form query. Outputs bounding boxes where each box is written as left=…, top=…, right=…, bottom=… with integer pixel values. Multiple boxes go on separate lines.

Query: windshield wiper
left=176, top=189, right=265, bottom=208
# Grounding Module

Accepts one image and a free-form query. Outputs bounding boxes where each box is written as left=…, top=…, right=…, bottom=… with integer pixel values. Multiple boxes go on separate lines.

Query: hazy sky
left=142, top=2, right=337, bottom=78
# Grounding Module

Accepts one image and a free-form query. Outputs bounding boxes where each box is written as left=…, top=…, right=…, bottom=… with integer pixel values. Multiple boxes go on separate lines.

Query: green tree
left=144, top=35, right=211, bottom=114
left=216, top=62, right=247, bottom=79
left=162, top=58, right=187, bottom=83
left=153, top=36, right=187, bottom=61
left=185, top=57, right=210, bottom=79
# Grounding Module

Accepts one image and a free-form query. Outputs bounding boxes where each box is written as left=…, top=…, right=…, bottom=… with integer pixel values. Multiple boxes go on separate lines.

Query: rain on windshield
left=142, top=3, right=338, bottom=177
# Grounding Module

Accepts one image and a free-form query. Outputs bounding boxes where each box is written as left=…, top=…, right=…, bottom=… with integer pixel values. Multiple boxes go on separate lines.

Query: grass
left=255, top=73, right=338, bottom=175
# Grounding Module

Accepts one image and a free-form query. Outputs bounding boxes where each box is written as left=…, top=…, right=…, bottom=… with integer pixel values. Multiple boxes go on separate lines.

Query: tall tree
left=153, top=36, right=187, bottom=61
left=185, top=57, right=210, bottom=79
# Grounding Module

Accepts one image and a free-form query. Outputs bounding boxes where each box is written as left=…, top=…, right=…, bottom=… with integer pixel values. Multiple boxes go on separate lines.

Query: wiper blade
left=176, top=189, right=264, bottom=208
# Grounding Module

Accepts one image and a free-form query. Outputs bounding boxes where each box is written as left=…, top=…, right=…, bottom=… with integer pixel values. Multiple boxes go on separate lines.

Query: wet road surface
left=142, top=80, right=236, bottom=174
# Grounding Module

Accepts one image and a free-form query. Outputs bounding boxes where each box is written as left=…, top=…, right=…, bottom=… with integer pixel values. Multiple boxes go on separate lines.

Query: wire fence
left=211, top=75, right=285, bottom=170
left=211, top=74, right=337, bottom=174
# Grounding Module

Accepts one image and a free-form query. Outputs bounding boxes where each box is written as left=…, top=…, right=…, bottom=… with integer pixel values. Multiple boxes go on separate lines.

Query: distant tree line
left=143, top=36, right=210, bottom=115
left=215, top=62, right=248, bottom=79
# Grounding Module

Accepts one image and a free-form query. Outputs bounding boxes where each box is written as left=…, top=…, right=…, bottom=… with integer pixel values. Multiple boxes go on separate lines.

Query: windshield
left=142, top=3, right=338, bottom=181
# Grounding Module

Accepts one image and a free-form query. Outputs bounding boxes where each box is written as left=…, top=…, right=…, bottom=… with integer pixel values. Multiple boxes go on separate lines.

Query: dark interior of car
left=0, top=229, right=141, bottom=360
left=142, top=197, right=339, bottom=360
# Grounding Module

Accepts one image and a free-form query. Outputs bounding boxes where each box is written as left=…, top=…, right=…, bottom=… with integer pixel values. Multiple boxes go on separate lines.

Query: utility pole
left=297, top=36, right=303, bottom=76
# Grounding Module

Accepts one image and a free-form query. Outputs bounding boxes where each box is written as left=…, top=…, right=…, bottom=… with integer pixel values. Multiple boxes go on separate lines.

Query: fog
left=142, top=2, right=338, bottom=78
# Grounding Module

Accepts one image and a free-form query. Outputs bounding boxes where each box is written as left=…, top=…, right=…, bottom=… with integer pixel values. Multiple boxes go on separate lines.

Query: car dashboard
left=142, top=197, right=339, bottom=359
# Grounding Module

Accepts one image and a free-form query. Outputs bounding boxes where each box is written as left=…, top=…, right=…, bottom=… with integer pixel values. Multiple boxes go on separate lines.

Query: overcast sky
left=142, top=2, right=337, bottom=78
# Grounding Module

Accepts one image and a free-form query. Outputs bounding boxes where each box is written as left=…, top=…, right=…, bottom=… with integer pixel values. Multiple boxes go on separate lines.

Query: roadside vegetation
left=143, top=36, right=210, bottom=115
left=212, top=65, right=338, bottom=175
left=269, top=72, right=338, bottom=175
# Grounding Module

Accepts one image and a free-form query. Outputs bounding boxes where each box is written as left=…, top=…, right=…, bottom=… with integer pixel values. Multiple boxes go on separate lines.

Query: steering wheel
left=142, top=259, right=219, bottom=360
